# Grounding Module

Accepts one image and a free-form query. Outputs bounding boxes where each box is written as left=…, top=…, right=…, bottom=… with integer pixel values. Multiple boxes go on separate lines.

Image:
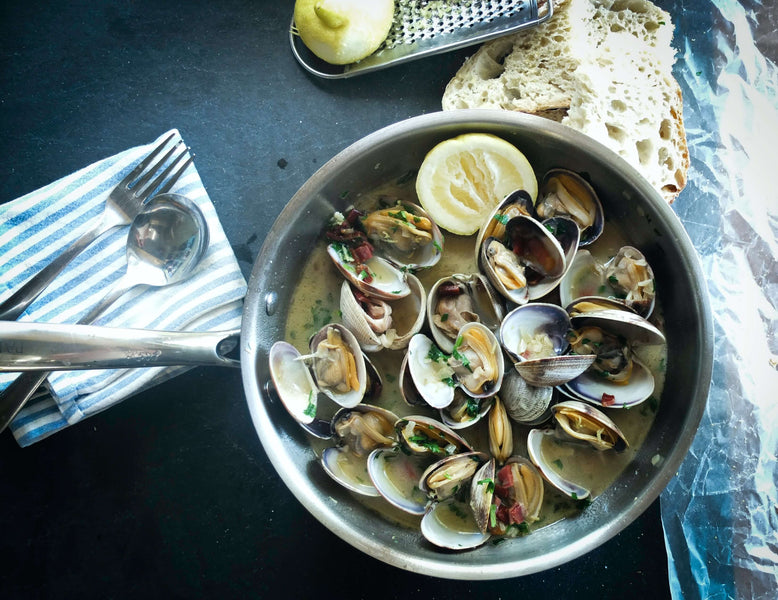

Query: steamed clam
left=500, top=303, right=596, bottom=387
left=427, top=273, right=504, bottom=353
left=268, top=323, right=368, bottom=434
left=536, top=168, right=604, bottom=246
left=340, top=274, right=426, bottom=352
left=479, top=214, right=567, bottom=305
left=320, top=404, right=399, bottom=496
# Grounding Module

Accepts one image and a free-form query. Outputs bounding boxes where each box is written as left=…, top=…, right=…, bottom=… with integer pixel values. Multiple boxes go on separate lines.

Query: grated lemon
left=415, top=133, right=538, bottom=236
left=294, top=0, right=395, bottom=65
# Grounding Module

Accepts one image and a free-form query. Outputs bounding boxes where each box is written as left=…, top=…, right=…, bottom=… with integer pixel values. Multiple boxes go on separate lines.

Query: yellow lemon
left=294, top=0, right=395, bottom=65
left=415, top=133, right=538, bottom=236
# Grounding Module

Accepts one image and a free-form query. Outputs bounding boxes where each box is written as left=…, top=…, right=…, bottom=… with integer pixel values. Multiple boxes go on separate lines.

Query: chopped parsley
left=494, top=213, right=509, bottom=225
left=553, top=459, right=564, bottom=470
left=432, top=240, right=443, bottom=253
left=476, top=478, right=495, bottom=494
left=427, top=345, right=448, bottom=363
left=303, top=391, right=316, bottom=418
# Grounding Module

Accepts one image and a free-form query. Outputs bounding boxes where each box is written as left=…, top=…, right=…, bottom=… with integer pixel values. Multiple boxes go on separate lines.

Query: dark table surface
left=0, top=1, right=677, bottom=597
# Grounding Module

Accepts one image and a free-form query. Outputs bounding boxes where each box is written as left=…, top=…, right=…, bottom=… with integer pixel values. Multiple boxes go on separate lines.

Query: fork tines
left=122, top=133, right=194, bottom=200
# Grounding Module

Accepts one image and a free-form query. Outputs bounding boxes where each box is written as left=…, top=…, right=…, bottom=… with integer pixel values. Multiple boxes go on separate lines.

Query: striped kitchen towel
left=0, top=130, right=248, bottom=446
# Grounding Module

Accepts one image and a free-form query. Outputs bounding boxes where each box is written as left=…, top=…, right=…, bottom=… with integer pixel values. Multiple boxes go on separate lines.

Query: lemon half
left=415, top=133, right=538, bottom=236
left=294, top=0, right=395, bottom=65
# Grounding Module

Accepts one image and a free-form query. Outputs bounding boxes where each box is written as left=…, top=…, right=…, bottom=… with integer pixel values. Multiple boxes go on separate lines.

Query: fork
left=0, top=133, right=194, bottom=321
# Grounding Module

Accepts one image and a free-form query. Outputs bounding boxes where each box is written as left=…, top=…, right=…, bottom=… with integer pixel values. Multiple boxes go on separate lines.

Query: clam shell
left=366, top=447, right=429, bottom=515
left=451, top=322, right=505, bottom=399
left=321, top=446, right=381, bottom=497
left=439, top=391, right=494, bottom=430
left=499, top=369, right=554, bottom=425
left=420, top=499, right=491, bottom=550
left=560, top=356, right=655, bottom=408
left=473, top=189, right=535, bottom=265
left=527, top=428, right=590, bottom=500
left=419, top=451, right=488, bottom=502
left=552, top=400, right=629, bottom=452
left=469, top=458, right=496, bottom=534
left=536, top=168, right=604, bottom=246
left=395, top=415, right=473, bottom=456
left=308, top=323, right=367, bottom=409
left=327, top=244, right=411, bottom=301
left=569, top=309, right=666, bottom=346
left=268, top=340, right=320, bottom=427
left=340, top=274, right=426, bottom=352
left=406, top=334, right=456, bottom=409
left=500, top=303, right=596, bottom=387
left=363, top=201, right=444, bottom=271
left=427, top=273, right=504, bottom=354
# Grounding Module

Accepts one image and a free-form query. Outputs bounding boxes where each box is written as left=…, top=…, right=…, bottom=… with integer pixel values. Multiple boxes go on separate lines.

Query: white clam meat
left=340, top=274, right=426, bottom=352
left=536, top=168, right=604, bottom=246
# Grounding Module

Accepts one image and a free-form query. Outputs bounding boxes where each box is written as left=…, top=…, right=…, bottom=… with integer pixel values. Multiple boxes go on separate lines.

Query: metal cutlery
left=0, top=133, right=193, bottom=321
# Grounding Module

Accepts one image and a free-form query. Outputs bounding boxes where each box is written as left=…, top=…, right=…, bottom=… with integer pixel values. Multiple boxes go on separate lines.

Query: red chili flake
left=601, top=393, right=616, bottom=406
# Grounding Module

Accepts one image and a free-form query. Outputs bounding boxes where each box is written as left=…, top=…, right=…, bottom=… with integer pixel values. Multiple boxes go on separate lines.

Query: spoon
left=0, top=193, right=209, bottom=432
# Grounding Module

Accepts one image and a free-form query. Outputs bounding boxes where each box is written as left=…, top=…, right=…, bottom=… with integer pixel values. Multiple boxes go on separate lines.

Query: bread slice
left=441, top=0, right=688, bottom=203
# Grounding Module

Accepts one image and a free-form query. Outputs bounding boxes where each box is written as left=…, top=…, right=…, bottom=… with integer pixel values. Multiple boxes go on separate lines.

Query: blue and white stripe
left=0, top=130, right=247, bottom=446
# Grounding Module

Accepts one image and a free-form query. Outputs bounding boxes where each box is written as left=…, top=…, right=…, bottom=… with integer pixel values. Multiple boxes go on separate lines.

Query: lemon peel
left=294, top=0, right=395, bottom=65
left=415, top=133, right=538, bottom=236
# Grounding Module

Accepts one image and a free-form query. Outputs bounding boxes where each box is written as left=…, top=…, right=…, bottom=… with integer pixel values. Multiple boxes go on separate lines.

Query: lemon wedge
left=415, top=133, right=538, bottom=236
left=294, top=0, right=395, bottom=65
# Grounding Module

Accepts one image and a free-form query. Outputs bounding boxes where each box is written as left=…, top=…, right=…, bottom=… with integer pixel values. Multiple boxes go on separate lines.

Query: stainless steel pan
left=1, top=111, right=714, bottom=579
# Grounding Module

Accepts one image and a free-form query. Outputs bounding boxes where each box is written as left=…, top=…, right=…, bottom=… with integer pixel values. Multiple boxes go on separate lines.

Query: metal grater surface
left=290, top=0, right=553, bottom=79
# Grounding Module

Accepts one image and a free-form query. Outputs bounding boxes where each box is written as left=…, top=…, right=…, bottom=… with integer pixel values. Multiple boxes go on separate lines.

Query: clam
left=603, top=246, right=656, bottom=317
left=395, top=415, right=473, bottom=457
left=268, top=323, right=369, bottom=433
left=420, top=499, right=491, bottom=550
left=327, top=244, right=411, bottom=301
left=404, top=323, right=504, bottom=410
left=536, top=168, right=604, bottom=246
left=527, top=428, right=590, bottom=500
left=470, top=456, right=544, bottom=535
left=499, top=369, right=555, bottom=426
left=427, top=273, right=504, bottom=354
left=305, top=323, right=367, bottom=408
left=559, top=246, right=656, bottom=318
left=479, top=214, right=567, bottom=305
left=500, top=303, right=596, bottom=387
left=367, top=447, right=429, bottom=515
left=473, top=189, right=535, bottom=265
left=419, top=451, right=488, bottom=502
left=552, top=400, right=629, bottom=452
left=439, top=391, right=494, bottom=430
left=320, top=404, right=399, bottom=496
left=560, top=308, right=665, bottom=408
left=488, top=396, right=513, bottom=463
left=448, top=322, right=505, bottom=398
left=362, top=201, right=444, bottom=271
left=340, top=274, right=426, bottom=352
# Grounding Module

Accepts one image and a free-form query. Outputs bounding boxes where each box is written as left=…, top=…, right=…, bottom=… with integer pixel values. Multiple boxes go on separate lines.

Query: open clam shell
left=527, top=428, right=590, bottom=500
left=439, top=391, right=494, bottom=430
left=320, top=404, right=400, bottom=497
left=327, top=243, right=411, bottom=301
left=307, top=323, right=368, bottom=409
left=536, top=168, right=604, bottom=246
left=449, top=322, right=505, bottom=399
left=560, top=356, right=655, bottom=408
left=569, top=307, right=666, bottom=347
left=367, top=447, right=429, bottom=515
left=479, top=214, right=567, bottom=305
left=268, top=340, right=322, bottom=429
left=473, top=189, right=535, bottom=265
left=419, top=451, right=489, bottom=502
left=362, top=201, right=444, bottom=271
left=427, top=273, right=505, bottom=354
left=420, top=499, right=491, bottom=550
left=340, top=274, right=426, bottom=352
left=529, top=215, right=580, bottom=300
left=552, top=400, right=628, bottom=452
left=500, top=303, right=595, bottom=387
left=559, top=247, right=656, bottom=318
left=406, top=334, right=456, bottom=409
left=395, top=415, right=473, bottom=456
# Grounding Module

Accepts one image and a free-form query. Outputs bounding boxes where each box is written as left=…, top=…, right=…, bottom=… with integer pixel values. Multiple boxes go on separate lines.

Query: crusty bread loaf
left=441, top=0, right=689, bottom=203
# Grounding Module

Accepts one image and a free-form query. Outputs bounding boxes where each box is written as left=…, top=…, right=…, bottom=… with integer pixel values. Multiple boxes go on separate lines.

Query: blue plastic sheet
left=661, top=0, right=778, bottom=598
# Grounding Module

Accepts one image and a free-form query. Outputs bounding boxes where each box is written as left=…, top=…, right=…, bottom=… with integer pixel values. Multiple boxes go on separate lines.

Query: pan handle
left=0, top=321, right=241, bottom=371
